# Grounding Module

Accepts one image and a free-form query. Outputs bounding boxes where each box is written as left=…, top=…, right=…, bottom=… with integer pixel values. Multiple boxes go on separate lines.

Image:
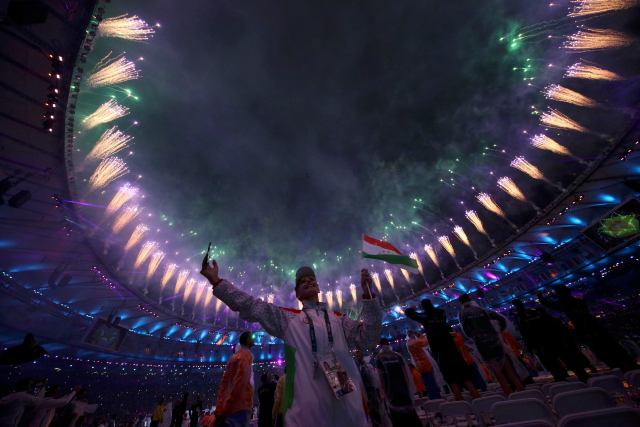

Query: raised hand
left=200, top=250, right=220, bottom=285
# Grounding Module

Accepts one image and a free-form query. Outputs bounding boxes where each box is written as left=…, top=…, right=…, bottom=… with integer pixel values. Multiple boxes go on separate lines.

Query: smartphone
left=206, top=242, right=212, bottom=265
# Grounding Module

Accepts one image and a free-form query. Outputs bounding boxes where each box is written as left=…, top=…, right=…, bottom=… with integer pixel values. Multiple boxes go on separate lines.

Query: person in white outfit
left=200, top=254, right=383, bottom=427
left=0, top=380, right=75, bottom=427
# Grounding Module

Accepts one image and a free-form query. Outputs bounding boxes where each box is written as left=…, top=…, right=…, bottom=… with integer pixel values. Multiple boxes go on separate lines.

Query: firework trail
left=87, top=53, right=140, bottom=88
left=336, top=289, right=343, bottom=308
left=204, top=289, right=213, bottom=307
left=563, top=28, right=634, bottom=52
left=86, top=126, right=133, bottom=162
left=371, top=272, right=382, bottom=294
left=510, top=156, right=565, bottom=191
left=161, top=263, right=177, bottom=289
left=183, top=278, right=196, bottom=303
left=530, top=134, right=587, bottom=165
left=105, top=183, right=138, bottom=217
left=124, top=224, right=147, bottom=252
left=82, top=99, right=129, bottom=130
left=174, top=270, right=189, bottom=295
left=476, top=193, right=518, bottom=230
left=453, top=225, right=477, bottom=259
left=194, top=282, right=206, bottom=305
left=565, top=62, right=624, bottom=81
left=540, top=109, right=588, bottom=133
left=318, top=292, right=323, bottom=303
left=424, top=244, right=440, bottom=268
left=98, top=14, right=156, bottom=40
left=384, top=269, right=395, bottom=289
left=410, top=252, right=425, bottom=277
left=498, top=176, right=541, bottom=213
left=350, top=284, right=357, bottom=302
left=88, top=157, right=128, bottom=192
left=438, top=235, right=461, bottom=269
left=569, top=0, right=640, bottom=18
left=146, top=251, right=165, bottom=280
left=215, top=297, right=223, bottom=312
left=112, top=204, right=140, bottom=233
left=267, top=294, right=275, bottom=304
left=325, top=291, right=333, bottom=308
left=543, top=84, right=597, bottom=107
left=134, top=241, right=157, bottom=268
left=400, top=268, right=411, bottom=283
left=465, top=210, right=496, bottom=247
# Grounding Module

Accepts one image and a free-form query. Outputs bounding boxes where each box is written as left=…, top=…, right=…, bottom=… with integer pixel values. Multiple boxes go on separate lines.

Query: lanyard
left=303, top=307, right=334, bottom=355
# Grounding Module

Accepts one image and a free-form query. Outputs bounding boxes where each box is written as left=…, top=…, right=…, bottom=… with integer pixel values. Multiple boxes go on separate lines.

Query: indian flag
left=362, top=235, right=419, bottom=273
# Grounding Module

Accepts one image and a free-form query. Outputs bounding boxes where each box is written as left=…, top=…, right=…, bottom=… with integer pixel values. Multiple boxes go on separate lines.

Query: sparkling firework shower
left=565, top=62, right=624, bottom=81
left=465, top=210, right=496, bottom=246
left=325, top=291, right=333, bottom=307
left=497, top=177, right=526, bottom=201
left=98, top=14, right=156, bottom=40
left=124, top=224, right=147, bottom=252
left=401, top=269, right=411, bottom=283
left=146, top=251, right=165, bottom=280
left=453, top=226, right=477, bottom=258
left=384, top=269, right=395, bottom=289
left=183, top=278, right=196, bottom=303
left=438, top=236, right=460, bottom=268
left=424, top=244, right=440, bottom=268
left=410, top=253, right=424, bottom=276
left=174, top=270, right=189, bottom=295
left=105, top=183, right=138, bottom=217
left=563, top=28, right=634, bottom=52
left=372, top=272, right=382, bottom=294
left=543, top=84, right=597, bottom=107
left=530, top=134, right=573, bottom=157
left=349, top=284, right=357, bottom=302
left=161, top=263, right=177, bottom=288
left=476, top=193, right=506, bottom=218
left=569, top=0, right=640, bottom=17
left=86, top=126, right=134, bottom=162
left=194, top=283, right=206, bottom=305
left=204, top=290, right=213, bottom=307
left=88, top=157, right=128, bottom=192
left=540, top=109, right=588, bottom=133
left=336, top=289, right=343, bottom=308
left=87, top=54, right=140, bottom=88
left=112, top=205, right=140, bottom=233
left=134, top=241, right=157, bottom=268
left=82, top=99, right=129, bottom=130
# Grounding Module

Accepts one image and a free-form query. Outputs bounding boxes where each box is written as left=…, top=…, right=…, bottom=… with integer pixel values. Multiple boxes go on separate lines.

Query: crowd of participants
left=2, top=259, right=640, bottom=426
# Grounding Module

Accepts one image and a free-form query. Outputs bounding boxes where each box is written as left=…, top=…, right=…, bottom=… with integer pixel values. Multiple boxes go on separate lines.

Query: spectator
left=0, top=379, right=75, bottom=427
left=406, top=331, right=441, bottom=399
left=257, top=373, right=276, bottom=427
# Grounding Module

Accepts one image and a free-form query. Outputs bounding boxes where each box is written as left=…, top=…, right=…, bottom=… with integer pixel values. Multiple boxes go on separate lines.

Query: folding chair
left=552, top=387, right=615, bottom=418
left=558, top=407, right=640, bottom=427
left=491, top=398, right=555, bottom=425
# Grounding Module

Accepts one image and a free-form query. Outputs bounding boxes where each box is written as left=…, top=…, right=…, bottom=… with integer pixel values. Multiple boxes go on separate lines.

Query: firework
left=530, top=134, right=572, bottom=156
left=174, top=270, right=189, bottom=295
left=410, top=252, right=424, bottom=276
left=569, top=0, right=640, bottom=17
left=146, top=251, right=165, bottom=280
left=112, top=205, right=140, bottom=234
left=563, top=28, right=634, bottom=52
left=267, top=294, right=275, bottom=304
left=543, top=84, right=597, bottom=107
left=318, top=292, right=323, bottom=303
left=98, top=14, right=156, bottom=40
left=88, top=157, right=128, bottom=192
left=336, top=289, right=343, bottom=308
left=438, top=235, right=461, bottom=269
left=124, top=224, right=147, bottom=252
left=194, top=282, right=206, bottom=305
left=204, top=290, right=213, bottom=307
left=466, top=210, right=496, bottom=246
left=161, top=263, right=177, bottom=289
left=401, top=269, right=411, bottom=283
left=453, top=225, right=477, bottom=258
left=82, top=99, right=129, bottom=130
left=134, top=241, right=157, bottom=268
left=372, top=272, right=382, bottom=294
left=540, top=109, right=588, bottom=133
left=497, top=177, right=526, bottom=201
left=86, top=126, right=134, bottom=162
left=565, top=62, right=624, bottom=81
left=183, top=278, right=196, bottom=302
left=87, top=54, right=140, bottom=88
left=510, top=157, right=545, bottom=181
left=105, top=183, right=138, bottom=217
left=384, top=269, right=395, bottom=289
left=215, top=297, right=223, bottom=312
left=476, top=193, right=507, bottom=218
left=326, top=291, right=333, bottom=307
left=349, top=284, right=357, bottom=302
left=424, top=244, right=440, bottom=268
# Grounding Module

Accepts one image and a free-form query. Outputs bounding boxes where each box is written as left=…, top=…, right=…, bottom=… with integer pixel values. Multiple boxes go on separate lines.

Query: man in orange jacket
left=406, top=331, right=441, bottom=400
left=215, top=331, right=254, bottom=427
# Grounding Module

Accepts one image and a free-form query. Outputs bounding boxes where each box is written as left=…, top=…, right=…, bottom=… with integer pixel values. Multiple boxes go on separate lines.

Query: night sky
left=80, top=0, right=604, bottom=292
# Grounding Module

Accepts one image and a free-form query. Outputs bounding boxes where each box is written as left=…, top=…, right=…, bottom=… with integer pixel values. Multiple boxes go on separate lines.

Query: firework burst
left=453, top=225, right=477, bottom=258
left=349, top=284, right=357, bottom=302
left=215, top=297, right=223, bottom=312
left=183, top=278, right=196, bottom=303
left=563, top=28, right=634, bottom=52
left=410, top=252, right=425, bottom=277
left=161, top=263, right=177, bottom=289
left=82, top=99, right=129, bottom=130
left=465, top=210, right=496, bottom=247
left=477, top=193, right=517, bottom=230
left=372, top=272, right=382, bottom=294
left=124, top=224, right=147, bottom=252
left=88, top=157, right=128, bottom=192
left=174, top=270, right=189, bottom=295
left=146, top=251, right=165, bottom=280
left=424, top=244, right=440, bottom=267
left=105, top=183, right=138, bottom=217
left=336, top=289, right=343, bottom=308
left=540, top=109, right=588, bottom=133
left=569, top=0, right=640, bottom=18
left=98, top=14, right=156, bottom=40
left=438, top=235, right=461, bottom=269
left=543, top=84, right=597, bottom=107
left=510, top=156, right=565, bottom=191
left=401, top=269, right=411, bottom=283
left=194, top=282, right=206, bottom=305
left=86, top=126, right=134, bottom=162
left=87, top=53, right=140, bottom=88
left=497, top=177, right=526, bottom=202
left=531, top=134, right=571, bottom=156
left=112, top=205, right=140, bottom=233
left=204, top=289, right=213, bottom=307
left=565, top=62, right=624, bottom=81
left=384, top=269, right=395, bottom=289
left=325, top=291, right=333, bottom=308
left=134, top=241, right=157, bottom=269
